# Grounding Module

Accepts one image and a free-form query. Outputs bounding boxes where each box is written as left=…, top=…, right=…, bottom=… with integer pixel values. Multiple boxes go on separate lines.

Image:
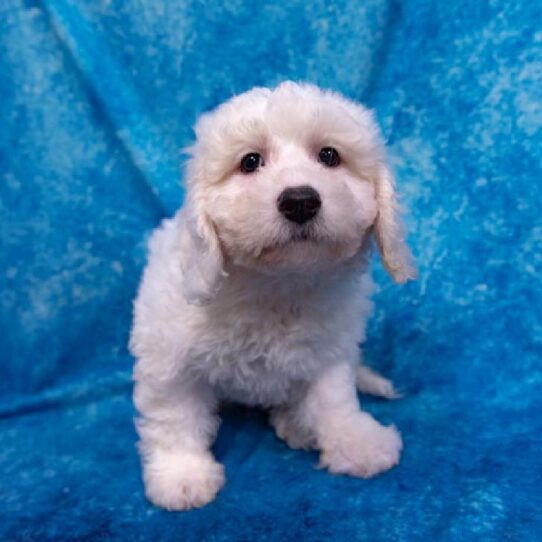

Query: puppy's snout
left=277, top=186, right=321, bottom=225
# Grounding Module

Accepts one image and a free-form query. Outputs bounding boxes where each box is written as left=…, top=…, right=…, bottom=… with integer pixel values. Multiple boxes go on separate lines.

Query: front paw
left=143, top=450, right=225, bottom=511
left=319, top=414, right=402, bottom=478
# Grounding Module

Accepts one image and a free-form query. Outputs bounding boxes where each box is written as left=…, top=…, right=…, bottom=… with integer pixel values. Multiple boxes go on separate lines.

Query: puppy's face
left=187, top=83, right=385, bottom=274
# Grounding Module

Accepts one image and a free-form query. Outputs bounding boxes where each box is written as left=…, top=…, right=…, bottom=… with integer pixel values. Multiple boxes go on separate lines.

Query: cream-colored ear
left=178, top=196, right=226, bottom=305
left=374, top=164, right=417, bottom=283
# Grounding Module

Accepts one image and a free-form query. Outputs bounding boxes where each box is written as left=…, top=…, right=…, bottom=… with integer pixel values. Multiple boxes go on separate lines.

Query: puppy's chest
left=190, top=302, right=334, bottom=405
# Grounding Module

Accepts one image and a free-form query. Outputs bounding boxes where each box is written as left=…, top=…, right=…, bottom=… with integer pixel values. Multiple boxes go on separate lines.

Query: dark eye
left=318, top=147, right=340, bottom=167
left=240, top=152, right=264, bottom=173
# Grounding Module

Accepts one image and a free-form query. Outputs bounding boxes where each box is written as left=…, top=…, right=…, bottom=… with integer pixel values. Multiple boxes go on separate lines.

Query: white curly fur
left=129, top=82, right=415, bottom=510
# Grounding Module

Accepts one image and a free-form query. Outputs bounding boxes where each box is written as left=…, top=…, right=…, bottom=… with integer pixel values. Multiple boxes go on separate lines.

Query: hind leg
left=356, top=364, right=402, bottom=399
left=270, top=405, right=317, bottom=451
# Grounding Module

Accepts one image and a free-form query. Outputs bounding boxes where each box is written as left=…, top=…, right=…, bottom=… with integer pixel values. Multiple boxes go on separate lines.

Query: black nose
left=277, top=185, right=321, bottom=225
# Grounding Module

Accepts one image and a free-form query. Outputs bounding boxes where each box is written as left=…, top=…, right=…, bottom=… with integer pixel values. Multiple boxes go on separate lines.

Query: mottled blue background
left=1, top=0, right=541, bottom=540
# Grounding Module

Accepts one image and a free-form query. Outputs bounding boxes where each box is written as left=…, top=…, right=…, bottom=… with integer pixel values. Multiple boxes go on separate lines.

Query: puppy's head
left=180, top=82, right=416, bottom=304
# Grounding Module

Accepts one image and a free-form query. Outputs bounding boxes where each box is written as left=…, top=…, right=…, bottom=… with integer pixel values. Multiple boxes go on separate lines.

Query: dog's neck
left=218, top=252, right=370, bottom=306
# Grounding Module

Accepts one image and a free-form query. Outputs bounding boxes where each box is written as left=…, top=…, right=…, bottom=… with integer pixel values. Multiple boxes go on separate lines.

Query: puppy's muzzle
left=277, top=185, right=321, bottom=225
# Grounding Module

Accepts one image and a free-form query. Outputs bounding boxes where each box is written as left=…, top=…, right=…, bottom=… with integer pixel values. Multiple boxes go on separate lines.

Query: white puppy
left=129, top=82, right=416, bottom=511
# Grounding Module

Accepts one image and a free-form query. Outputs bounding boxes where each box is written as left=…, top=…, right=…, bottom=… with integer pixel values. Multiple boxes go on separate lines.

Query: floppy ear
left=178, top=196, right=226, bottom=305
left=373, top=163, right=417, bottom=283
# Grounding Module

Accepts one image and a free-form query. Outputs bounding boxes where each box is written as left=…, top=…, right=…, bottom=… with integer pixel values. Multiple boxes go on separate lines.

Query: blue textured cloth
left=1, top=0, right=541, bottom=540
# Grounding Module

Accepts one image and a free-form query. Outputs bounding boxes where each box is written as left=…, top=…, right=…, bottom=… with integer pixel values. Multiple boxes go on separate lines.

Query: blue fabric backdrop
left=1, top=0, right=541, bottom=540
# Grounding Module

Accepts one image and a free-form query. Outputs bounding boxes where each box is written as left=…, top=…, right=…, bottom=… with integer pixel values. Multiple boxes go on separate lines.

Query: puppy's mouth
left=289, top=224, right=317, bottom=242
left=257, top=224, right=325, bottom=261
left=271, top=223, right=319, bottom=248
